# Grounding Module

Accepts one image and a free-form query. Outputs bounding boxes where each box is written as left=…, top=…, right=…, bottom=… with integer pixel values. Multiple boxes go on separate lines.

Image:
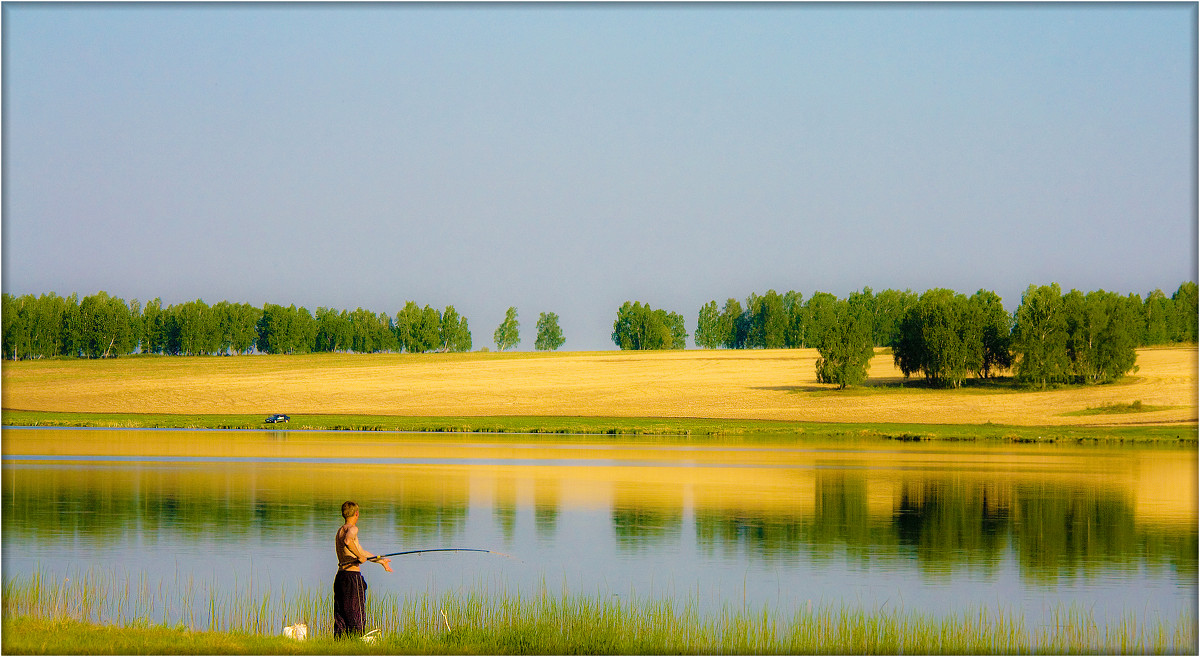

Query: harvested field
left=2, top=347, right=1196, bottom=427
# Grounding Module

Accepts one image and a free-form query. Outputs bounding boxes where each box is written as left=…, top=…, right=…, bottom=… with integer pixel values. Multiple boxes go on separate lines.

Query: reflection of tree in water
left=695, top=510, right=804, bottom=562
left=695, top=473, right=895, bottom=565
left=487, top=477, right=559, bottom=544
left=534, top=478, right=559, bottom=542
left=892, top=479, right=1011, bottom=577
left=690, top=473, right=1196, bottom=582
left=612, top=485, right=682, bottom=552
left=1010, top=485, right=1196, bottom=583
left=810, top=472, right=893, bottom=566
left=391, top=501, right=466, bottom=543
left=493, top=478, right=517, bottom=542
left=7, top=462, right=1196, bottom=584
left=3, top=466, right=327, bottom=545
left=383, top=473, right=469, bottom=543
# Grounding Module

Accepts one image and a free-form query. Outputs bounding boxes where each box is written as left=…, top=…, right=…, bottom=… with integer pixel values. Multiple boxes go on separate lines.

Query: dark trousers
left=333, top=569, right=368, bottom=638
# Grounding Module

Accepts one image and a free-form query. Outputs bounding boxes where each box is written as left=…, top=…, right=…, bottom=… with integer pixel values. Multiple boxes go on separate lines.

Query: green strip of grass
left=2, top=409, right=1195, bottom=443
left=4, top=597, right=1195, bottom=655
left=1, top=616, right=316, bottom=655
left=1064, top=400, right=1178, bottom=416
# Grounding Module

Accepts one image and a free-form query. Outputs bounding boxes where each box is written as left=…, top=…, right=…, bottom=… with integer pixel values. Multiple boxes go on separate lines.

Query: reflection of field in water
left=2, top=428, right=1195, bottom=630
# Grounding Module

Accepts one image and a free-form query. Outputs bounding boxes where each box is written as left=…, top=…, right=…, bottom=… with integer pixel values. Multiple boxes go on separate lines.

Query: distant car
left=264, top=414, right=290, bottom=424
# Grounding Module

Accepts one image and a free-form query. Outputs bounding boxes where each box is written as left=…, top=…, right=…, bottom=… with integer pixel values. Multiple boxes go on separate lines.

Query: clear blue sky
left=3, top=3, right=1196, bottom=350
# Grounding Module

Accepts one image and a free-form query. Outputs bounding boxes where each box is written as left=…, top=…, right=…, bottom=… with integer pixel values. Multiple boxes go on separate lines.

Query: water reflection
left=613, top=483, right=684, bottom=551
left=5, top=460, right=1194, bottom=584
left=2, top=428, right=1195, bottom=626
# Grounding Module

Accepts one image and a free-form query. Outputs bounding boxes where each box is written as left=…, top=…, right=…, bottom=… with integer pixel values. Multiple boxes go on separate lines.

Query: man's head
left=341, top=501, right=359, bottom=520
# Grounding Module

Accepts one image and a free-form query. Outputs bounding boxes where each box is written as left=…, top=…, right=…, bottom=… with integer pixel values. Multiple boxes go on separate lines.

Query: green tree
left=1142, top=289, right=1176, bottom=345
left=141, top=298, right=166, bottom=354
left=872, top=288, right=917, bottom=348
left=970, top=289, right=1012, bottom=378
left=256, top=304, right=316, bottom=355
left=347, top=308, right=396, bottom=353
left=612, top=302, right=686, bottom=350
left=395, top=301, right=422, bottom=353
left=746, top=290, right=788, bottom=349
left=893, top=289, right=982, bottom=388
left=695, top=301, right=721, bottom=349
left=783, top=290, right=805, bottom=348
left=4, top=293, right=75, bottom=359
left=814, top=297, right=874, bottom=389
left=166, top=299, right=219, bottom=355
left=440, top=305, right=472, bottom=352
left=1172, top=281, right=1198, bottom=343
left=494, top=306, right=520, bottom=351
left=414, top=305, right=442, bottom=353
left=393, top=302, right=443, bottom=353
left=718, top=298, right=746, bottom=349
left=666, top=310, right=688, bottom=349
left=2, top=294, right=20, bottom=359
left=803, top=292, right=839, bottom=349
left=1094, top=292, right=1141, bottom=382
left=61, top=293, right=81, bottom=358
left=534, top=311, right=566, bottom=351
left=228, top=303, right=261, bottom=354
left=316, top=307, right=352, bottom=352
left=1012, top=284, right=1071, bottom=388
left=78, top=291, right=135, bottom=358
left=1064, top=289, right=1139, bottom=383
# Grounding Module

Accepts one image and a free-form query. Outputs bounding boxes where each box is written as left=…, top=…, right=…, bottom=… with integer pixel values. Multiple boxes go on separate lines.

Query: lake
left=2, top=427, right=1196, bottom=633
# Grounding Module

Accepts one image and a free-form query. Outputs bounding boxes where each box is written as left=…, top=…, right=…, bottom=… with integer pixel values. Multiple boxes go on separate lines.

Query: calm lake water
left=2, top=427, right=1196, bottom=632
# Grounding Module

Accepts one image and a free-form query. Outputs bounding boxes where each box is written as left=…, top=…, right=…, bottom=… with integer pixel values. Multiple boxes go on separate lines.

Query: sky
left=3, top=3, right=1196, bottom=351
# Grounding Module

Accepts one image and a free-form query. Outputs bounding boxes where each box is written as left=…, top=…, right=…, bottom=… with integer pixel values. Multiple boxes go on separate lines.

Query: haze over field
left=3, top=4, right=1195, bottom=350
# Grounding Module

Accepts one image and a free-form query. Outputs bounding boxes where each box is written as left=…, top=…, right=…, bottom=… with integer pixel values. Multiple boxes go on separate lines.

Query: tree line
left=615, top=281, right=1196, bottom=389
left=1, top=294, right=469, bottom=358
left=690, top=282, right=1197, bottom=352
left=1, top=293, right=577, bottom=359
left=5, top=280, right=1195, bottom=375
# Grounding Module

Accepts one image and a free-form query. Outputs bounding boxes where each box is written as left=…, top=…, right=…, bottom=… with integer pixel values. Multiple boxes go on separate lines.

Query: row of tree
left=611, top=302, right=688, bottom=350
left=695, top=281, right=1198, bottom=352
left=614, top=281, right=1195, bottom=389
left=1, top=293, right=575, bottom=359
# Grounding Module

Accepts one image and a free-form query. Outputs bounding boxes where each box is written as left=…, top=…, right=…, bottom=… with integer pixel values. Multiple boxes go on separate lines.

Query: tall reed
left=3, top=569, right=1195, bottom=654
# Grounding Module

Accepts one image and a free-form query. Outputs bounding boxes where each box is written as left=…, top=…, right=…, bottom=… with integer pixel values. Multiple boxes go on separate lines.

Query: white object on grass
left=282, top=622, right=308, bottom=641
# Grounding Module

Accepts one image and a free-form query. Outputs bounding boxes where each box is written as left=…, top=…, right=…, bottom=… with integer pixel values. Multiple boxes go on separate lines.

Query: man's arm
left=347, top=526, right=393, bottom=572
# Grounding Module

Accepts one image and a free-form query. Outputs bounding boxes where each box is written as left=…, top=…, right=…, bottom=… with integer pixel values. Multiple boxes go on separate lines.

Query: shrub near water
left=3, top=571, right=1196, bottom=654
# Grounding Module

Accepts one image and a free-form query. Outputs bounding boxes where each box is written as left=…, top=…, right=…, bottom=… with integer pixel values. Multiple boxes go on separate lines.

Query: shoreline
left=3, top=409, right=1195, bottom=443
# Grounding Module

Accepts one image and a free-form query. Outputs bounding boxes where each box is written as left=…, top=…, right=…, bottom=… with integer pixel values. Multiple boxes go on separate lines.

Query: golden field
left=2, top=346, right=1195, bottom=427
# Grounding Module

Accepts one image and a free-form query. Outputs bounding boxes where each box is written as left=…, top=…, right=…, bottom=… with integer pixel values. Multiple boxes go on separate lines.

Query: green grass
left=3, top=570, right=1195, bottom=654
left=2, top=409, right=1196, bottom=443
left=1064, top=400, right=1179, bottom=416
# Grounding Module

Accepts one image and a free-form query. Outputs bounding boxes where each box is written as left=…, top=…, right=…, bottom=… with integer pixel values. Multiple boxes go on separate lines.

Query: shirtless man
left=333, top=501, right=392, bottom=638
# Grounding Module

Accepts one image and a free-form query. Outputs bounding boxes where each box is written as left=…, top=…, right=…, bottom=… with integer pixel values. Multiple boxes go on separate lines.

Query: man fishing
left=333, top=501, right=392, bottom=638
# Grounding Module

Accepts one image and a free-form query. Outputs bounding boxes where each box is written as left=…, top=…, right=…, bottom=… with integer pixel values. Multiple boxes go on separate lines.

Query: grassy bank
left=3, top=571, right=1194, bottom=654
left=2, top=409, right=1196, bottom=443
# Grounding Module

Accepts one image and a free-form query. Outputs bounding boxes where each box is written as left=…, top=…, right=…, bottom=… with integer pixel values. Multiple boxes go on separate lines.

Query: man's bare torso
left=336, top=523, right=365, bottom=571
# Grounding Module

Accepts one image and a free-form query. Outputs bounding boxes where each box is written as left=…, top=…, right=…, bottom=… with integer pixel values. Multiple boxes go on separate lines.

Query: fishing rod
left=369, top=548, right=519, bottom=562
